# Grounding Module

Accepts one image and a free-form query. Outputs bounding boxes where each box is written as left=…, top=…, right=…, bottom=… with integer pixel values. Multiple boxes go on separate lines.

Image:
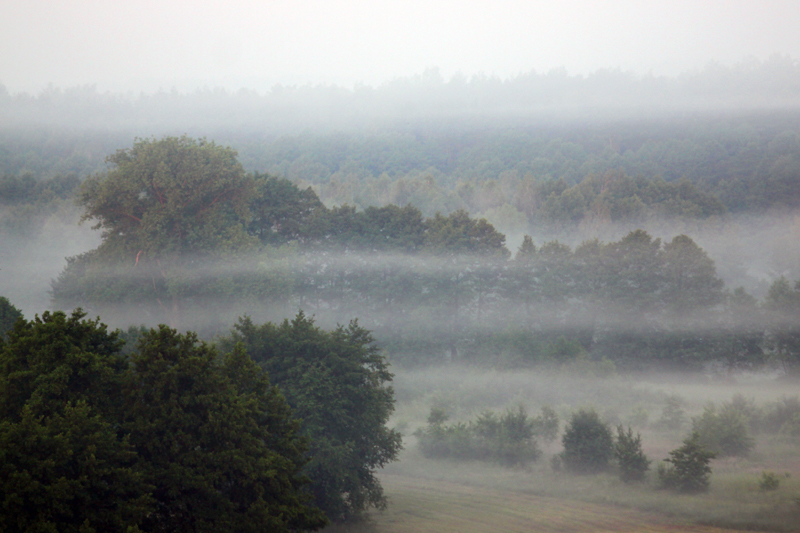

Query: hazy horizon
left=3, top=0, right=800, bottom=95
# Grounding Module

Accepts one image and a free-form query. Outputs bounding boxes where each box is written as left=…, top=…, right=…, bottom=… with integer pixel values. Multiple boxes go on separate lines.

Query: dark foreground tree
left=0, top=296, right=22, bottom=339
left=225, top=312, right=403, bottom=521
left=0, top=310, right=326, bottom=533
left=125, top=326, right=327, bottom=533
left=560, top=409, right=614, bottom=473
left=0, top=310, right=150, bottom=533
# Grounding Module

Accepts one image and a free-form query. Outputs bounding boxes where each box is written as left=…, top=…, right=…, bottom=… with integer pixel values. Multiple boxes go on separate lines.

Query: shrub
left=416, top=406, right=541, bottom=465
left=615, top=425, right=650, bottom=483
left=656, top=395, right=685, bottom=431
left=658, top=432, right=716, bottom=493
left=533, top=405, right=560, bottom=443
left=692, top=402, right=755, bottom=457
left=761, top=396, right=800, bottom=434
left=560, top=409, right=614, bottom=473
left=759, top=471, right=781, bottom=491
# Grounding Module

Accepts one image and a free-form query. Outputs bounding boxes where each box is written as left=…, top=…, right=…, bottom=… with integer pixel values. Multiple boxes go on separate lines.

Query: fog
left=3, top=1, right=800, bottom=95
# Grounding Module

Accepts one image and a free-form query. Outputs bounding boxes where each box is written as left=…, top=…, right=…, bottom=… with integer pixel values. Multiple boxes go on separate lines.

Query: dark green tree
left=0, top=310, right=151, bottom=533
left=658, top=432, right=716, bottom=493
left=560, top=409, right=614, bottom=474
left=123, top=326, right=327, bottom=533
left=614, top=425, right=650, bottom=482
left=225, top=312, right=402, bottom=521
left=0, top=296, right=22, bottom=339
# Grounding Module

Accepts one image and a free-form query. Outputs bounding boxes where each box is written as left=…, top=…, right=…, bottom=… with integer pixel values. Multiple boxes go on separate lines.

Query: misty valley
left=2, top=75, right=800, bottom=532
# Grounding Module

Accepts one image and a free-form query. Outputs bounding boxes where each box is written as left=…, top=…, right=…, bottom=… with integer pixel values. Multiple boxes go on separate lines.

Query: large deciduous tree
left=0, top=310, right=326, bottom=533
left=224, top=312, right=403, bottom=521
left=52, top=136, right=258, bottom=329
left=0, top=310, right=150, bottom=533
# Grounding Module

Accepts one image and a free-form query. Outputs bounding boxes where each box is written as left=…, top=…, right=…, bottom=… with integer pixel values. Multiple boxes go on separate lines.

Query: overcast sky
left=3, top=0, right=800, bottom=94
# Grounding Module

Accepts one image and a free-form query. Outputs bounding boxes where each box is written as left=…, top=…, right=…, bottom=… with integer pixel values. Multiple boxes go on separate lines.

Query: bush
left=656, top=395, right=685, bottom=431
left=761, top=396, right=800, bottom=434
left=532, top=405, right=559, bottom=443
left=692, top=402, right=755, bottom=457
left=560, top=409, right=614, bottom=473
left=759, top=471, right=781, bottom=491
left=615, top=425, right=650, bottom=483
left=416, top=406, right=541, bottom=465
left=658, top=432, right=716, bottom=493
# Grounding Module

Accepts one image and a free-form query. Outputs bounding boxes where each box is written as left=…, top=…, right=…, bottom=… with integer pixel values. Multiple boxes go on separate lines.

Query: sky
left=2, top=0, right=800, bottom=94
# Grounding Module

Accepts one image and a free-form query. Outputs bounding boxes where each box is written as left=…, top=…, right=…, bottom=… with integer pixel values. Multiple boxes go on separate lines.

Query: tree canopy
left=0, top=309, right=327, bottom=532
left=224, top=312, right=403, bottom=521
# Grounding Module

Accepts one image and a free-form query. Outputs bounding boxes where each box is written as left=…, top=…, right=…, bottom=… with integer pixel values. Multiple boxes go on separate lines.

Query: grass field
left=326, top=367, right=800, bottom=533
left=324, top=473, right=766, bottom=533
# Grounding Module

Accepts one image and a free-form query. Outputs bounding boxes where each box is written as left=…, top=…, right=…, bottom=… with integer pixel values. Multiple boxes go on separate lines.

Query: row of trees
left=47, top=136, right=800, bottom=372
left=0, top=304, right=401, bottom=531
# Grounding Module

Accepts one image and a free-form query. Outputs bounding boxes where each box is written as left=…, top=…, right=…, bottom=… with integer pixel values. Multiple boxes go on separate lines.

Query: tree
left=248, top=173, right=325, bottom=246
left=123, top=326, right=327, bottom=533
left=52, top=136, right=257, bottom=329
left=0, top=296, right=22, bottom=338
left=560, top=409, right=614, bottom=473
left=763, top=277, right=800, bottom=374
left=225, top=313, right=402, bottom=521
left=0, top=310, right=151, bottom=533
left=691, top=402, right=755, bottom=457
left=661, top=235, right=724, bottom=313
left=614, top=425, right=650, bottom=482
left=0, top=310, right=326, bottom=533
left=658, top=432, right=716, bottom=493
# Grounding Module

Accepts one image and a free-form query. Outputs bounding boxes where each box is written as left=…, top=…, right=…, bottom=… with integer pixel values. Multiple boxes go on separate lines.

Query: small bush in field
left=658, top=432, right=716, bottom=493
left=614, top=425, right=650, bottom=483
left=759, top=471, right=780, bottom=491
left=560, top=409, right=614, bottom=474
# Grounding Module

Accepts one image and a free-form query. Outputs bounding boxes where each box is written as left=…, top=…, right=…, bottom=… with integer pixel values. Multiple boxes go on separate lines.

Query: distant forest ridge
left=2, top=55, right=800, bottom=132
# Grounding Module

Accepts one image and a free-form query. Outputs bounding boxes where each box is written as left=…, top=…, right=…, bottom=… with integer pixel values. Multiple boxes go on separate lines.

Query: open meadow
left=326, top=366, right=800, bottom=532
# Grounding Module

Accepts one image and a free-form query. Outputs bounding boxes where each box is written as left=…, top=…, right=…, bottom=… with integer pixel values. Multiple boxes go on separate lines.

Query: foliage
left=223, top=312, right=402, bottom=521
left=124, top=326, right=327, bottom=533
left=691, top=402, right=755, bottom=457
left=656, top=395, right=686, bottom=432
left=763, top=277, right=800, bottom=374
left=0, top=310, right=327, bottom=533
left=52, top=136, right=258, bottom=328
left=759, top=471, right=781, bottom=491
left=416, top=406, right=541, bottom=465
left=0, top=296, right=22, bottom=339
left=0, top=310, right=150, bottom=533
left=658, top=432, right=716, bottom=493
left=614, top=425, right=650, bottom=483
left=560, top=409, right=614, bottom=474
left=533, top=405, right=560, bottom=443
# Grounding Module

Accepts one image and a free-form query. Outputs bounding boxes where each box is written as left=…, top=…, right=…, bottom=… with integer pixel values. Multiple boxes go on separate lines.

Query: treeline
left=48, top=137, right=800, bottom=373
left=4, top=113, right=800, bottom=229
left=4, top=55, right=800, bottom=132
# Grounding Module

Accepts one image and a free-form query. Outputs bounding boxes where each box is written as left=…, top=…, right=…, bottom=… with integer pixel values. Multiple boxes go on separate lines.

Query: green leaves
left=226, top=312, right=402, bottom=521
left=0, top=311, right=327, bottom=532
